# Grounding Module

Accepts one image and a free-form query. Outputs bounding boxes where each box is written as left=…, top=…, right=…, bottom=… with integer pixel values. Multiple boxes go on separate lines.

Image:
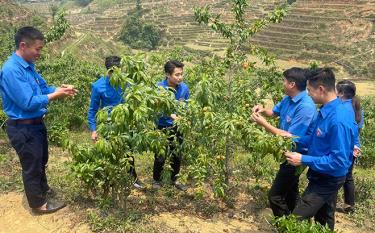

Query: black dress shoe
left=46, top=188, right=56, bottom=198
left=32, top=201, right=66, bottom=215
left=173, top=182, right=188, bottom=191
left=337, top=206, right=355, bottom=214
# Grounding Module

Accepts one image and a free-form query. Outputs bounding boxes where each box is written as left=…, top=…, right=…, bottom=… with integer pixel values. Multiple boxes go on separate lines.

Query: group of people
left=252, top=67, right=363, bottom=230
left=0, top=27, right=189, bottom=214
left=87, top=55, right=189, bottom=191
left=0, top=26, right=364, bottom=231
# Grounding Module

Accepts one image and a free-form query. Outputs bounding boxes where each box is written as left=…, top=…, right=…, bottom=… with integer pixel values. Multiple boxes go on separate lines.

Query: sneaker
left=152, top=181, right=162, bottom=189
left=173, top=182, right=188, bottom=191
left=133, top=179, right=145, bottom=190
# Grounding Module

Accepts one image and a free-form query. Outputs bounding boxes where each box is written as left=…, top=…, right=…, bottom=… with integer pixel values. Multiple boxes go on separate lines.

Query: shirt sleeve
left=88, top=85, right=101, bottom=131
left=294, top=110, right=318, bottom=147
left=294, top=134, right=313, bottom=148
left=36, top=73, right=56, bottom=94
left=1, top=68, right=49, bottom=111
left=359, top=110, right=364, bottom=129
left=289, top=104, right=316, bottom=138
left=272, top=100, right=283, bottom=116
left=354, top=123, right=360, bottom=147
left=185, top=86, right=190, bottom=101
left=301, top=123, right=352, bottom=173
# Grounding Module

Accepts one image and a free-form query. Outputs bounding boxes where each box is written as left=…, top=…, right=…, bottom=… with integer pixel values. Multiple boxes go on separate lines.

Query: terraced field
left=17, top=0, right=375, bottom=78
left=250, top=0, right=375, bottom=78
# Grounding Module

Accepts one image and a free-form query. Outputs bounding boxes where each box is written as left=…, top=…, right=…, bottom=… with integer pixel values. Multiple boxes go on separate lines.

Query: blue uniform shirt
left=341, top=99, right=360, bottom=147
left=272, top=90, right=317, bottom=153
left=0, top=53, right=55, bottom=120
left=87, top=76, right=124, bottom=131
left=157, top=79, right=190, bottom=128
left=301, top=98, right=356, bottom=177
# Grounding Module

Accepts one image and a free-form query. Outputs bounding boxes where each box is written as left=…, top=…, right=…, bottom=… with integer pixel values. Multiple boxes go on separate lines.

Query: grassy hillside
left=12, top=0, right=375, bottom=79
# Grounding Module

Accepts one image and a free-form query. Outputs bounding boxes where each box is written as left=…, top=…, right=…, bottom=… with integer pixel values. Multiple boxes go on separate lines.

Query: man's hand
left=61, top=84, right=74, bottom=89
left=55, top=87, right=75, bottom=96
left=60, top=84, right=78, bottom=96
left=171, top=114, right=178, bottom=120
left=91, top=131, right=98, bottom=143
left=252, top=104, right=264, bottom=114
left=285, top=151, right=302, bottom=166
left=280, top=131, right=293, bottom=137
left=48, top=87, right=77, bottom=100
left=353, top=146, right=361, bottom=158
left=251, top=112, right=267, bottom=126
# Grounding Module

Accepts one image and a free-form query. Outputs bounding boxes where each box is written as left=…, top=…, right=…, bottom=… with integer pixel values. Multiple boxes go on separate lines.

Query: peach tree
left=68, top=54, right=178, bottom=209
left=174, top=0, right=290, bottom=200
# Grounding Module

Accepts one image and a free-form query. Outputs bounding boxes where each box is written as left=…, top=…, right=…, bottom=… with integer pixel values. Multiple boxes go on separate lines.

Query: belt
left=7, top=117, right=44, bottom=126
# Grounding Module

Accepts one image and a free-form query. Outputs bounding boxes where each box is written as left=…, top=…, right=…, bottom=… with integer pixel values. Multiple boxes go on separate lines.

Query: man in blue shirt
left=0, top=27, right=77, bottom=214
left=251, top=67, right=317, bottom=217
left=88, top=56, right=124, bottom=141
left=286, top=68, right=357, bottom=230
left=153, top=60, right=189, bottom=191
left=88, top=56, right=143, bottom=189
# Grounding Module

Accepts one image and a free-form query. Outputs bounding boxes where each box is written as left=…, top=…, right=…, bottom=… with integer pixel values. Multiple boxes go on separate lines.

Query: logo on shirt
left=316, top=128, right=322, bottom=137
left=286, top=115, right=292, bottom=123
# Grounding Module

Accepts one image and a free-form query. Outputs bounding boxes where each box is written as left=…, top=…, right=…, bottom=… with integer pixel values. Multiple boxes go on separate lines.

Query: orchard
left=0, top=0, right=374, bottom=232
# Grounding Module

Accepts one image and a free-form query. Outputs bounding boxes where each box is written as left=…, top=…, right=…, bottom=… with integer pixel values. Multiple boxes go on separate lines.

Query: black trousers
left=343, top=158, right=355, bottom=206
left=268, top=161, right=300, bottom=217
left=128, top=155, right=137, bottom=180
left=293, top=169, right=346, bottom=231
left=6, top=123, right=49, bottom=208
left=153, top=126, right=183, bottom=182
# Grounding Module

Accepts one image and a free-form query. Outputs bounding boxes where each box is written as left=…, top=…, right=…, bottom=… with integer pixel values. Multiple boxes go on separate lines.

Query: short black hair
left=164, top=60, right=184, bottom=75
left=15, top=26, right=44, bottom=49
left=336, top=80, right=362, bottom=124
left=105, top=56, right=121, bottom=70
left=336, top=80, right=356, bottom=99
left=283, top=67, right=308, bottom=91
left=306, top=68, right=336, bottom=91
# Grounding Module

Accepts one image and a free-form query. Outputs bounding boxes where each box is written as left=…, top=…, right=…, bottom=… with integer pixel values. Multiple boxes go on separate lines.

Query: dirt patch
left=359, top=4, right=375, bottom=18
left=150, top=212, right=264, bottom=233
left=354, top=80, right=375, bottom=96
left=335, top=212, right=361, bottom=233
left=0, top=192, right=91, bottom=233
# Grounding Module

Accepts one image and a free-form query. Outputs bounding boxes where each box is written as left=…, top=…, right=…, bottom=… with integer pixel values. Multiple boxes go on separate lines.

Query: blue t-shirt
left=0, top=53, right=55, bottom=120
left=157, top=79, right=190, bottom=128
left=87, top=76, right=124, bottom=131
left=272, top=90, right=317, bottom=153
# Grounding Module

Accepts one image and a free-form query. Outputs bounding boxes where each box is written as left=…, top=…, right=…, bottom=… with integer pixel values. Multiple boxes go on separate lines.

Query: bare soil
left=0, top=192, right=91, bottom=233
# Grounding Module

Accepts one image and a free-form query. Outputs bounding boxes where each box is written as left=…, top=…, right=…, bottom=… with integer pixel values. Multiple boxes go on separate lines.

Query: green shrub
left=38, top=52, right=103, bottom=131
left=273, top=215, right=333, bottom=233
left=354, top=176, right=375, bottom=204
left=358, top=97, right=375, bottom=168
left=119, top=16, right=162, bottom=50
